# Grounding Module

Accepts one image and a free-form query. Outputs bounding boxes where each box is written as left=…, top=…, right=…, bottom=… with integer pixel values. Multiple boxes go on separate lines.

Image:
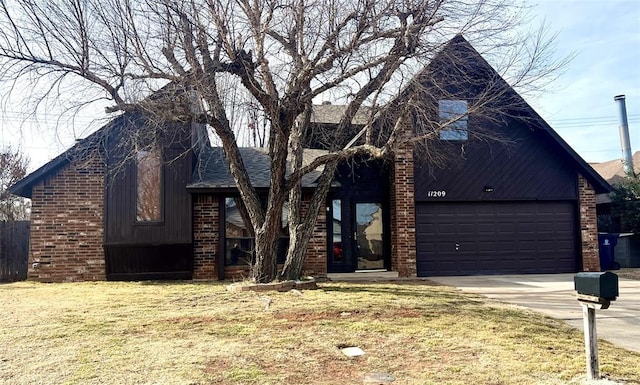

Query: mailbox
left=574, top=272, right=619, bottom=300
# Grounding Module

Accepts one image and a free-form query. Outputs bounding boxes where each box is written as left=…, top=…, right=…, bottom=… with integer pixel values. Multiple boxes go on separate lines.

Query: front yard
left=1, top=280, right=639, bottom=385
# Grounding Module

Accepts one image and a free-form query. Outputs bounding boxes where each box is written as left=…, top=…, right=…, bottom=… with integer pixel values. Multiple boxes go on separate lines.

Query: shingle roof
left=590, top=151, right=640, bottom=185
left=310, top=104, right=372, bottom=125
left=188, top=146, right=333, bottom=190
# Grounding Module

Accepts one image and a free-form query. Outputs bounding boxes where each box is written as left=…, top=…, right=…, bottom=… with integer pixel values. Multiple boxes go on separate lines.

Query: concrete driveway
left=427, top=274, right=640, bottom=353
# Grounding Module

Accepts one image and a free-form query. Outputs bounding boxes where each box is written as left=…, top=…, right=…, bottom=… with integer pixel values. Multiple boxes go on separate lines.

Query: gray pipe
left=615, top=94, right=634, bottom=176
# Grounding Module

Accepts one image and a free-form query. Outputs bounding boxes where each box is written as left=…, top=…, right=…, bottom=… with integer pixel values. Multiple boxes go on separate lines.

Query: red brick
left=578, top=175, right=600, bottom=271
left=28, top=151, right=105, bottom=282
left=390, top=119, right=417, bottom=277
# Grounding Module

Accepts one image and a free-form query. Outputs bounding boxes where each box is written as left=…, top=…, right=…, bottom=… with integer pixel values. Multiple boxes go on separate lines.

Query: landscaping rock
left=294, top=278, right=318, bottom=290
left=363, top=372, right=395, bottom=384
left=226, top=278, right=317, bottom=293
left=340, top=346, right=365, bottom=357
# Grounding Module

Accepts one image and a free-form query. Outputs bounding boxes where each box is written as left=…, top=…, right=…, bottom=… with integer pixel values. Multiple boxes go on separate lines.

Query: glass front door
left=330, top=199, right=345, bottom=266
left=327, top=199, right=388, bottom=273
left=355, top=203, right=385, bottom=270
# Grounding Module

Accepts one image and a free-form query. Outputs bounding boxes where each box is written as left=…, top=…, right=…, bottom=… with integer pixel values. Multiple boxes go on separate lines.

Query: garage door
left=416, top=201, right=578, bottom=276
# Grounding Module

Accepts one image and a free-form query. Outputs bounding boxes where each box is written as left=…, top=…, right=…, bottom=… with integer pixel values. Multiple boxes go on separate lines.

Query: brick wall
left=193, top=194, right=219, bottom=279
left=578, top=174, right=600, bottom=271
left=301, top=193, right=327, bottom=278
left=390, top=121, right=417, bottom=277
left=28, top=151, right=106, bottom=282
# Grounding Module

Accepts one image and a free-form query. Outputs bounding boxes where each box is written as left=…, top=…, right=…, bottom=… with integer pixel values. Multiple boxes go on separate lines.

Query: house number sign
left=426, top=190, right=447, bottom=198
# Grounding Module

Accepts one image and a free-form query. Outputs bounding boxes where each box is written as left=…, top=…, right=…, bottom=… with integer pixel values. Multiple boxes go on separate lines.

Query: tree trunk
left=280, top=224, right=305, bottom=281
left=251, top=122, right=290, bottom=283
left=252, top=227, right=280, bottom=283
left=280, top=107, right=309, bottom=281
left=280, top=160, right=338, bottom=280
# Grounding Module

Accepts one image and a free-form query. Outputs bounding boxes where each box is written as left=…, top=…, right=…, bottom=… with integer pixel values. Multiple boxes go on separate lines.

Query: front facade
left=412, top=116, right=602, bottom=276
left=10, top=37, right=610, bottom=282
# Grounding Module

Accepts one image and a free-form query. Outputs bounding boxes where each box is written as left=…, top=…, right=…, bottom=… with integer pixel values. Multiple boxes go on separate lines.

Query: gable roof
left=10, top=35, right=612, bottom=198
left=8, top=106, right=342, bottom=199
left=520, top=106, right=612, bottom=195
left=8, top=81, right=202, bottom=198
left=7, top=115, right=121, bottom=198
left=422, top=35, right=612, bottom=194
left=187, top=146, right=332, bottom=190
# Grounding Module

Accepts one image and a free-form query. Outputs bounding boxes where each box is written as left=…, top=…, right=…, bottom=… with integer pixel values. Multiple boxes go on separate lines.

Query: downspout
left=614, top=95, right=635, bottom=176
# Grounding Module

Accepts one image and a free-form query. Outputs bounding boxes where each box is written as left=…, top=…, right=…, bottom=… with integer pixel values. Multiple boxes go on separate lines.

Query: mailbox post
left=573, top=272, right=619, bottom=380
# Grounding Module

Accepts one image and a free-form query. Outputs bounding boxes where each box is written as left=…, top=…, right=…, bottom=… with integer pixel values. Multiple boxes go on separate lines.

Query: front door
left=328, top=199, right=388, bottom=273
left=354, top=202, right=385, bottom=270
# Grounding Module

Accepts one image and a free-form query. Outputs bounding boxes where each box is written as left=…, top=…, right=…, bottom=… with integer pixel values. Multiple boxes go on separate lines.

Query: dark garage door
left=416, top=201, right=578, bottom=276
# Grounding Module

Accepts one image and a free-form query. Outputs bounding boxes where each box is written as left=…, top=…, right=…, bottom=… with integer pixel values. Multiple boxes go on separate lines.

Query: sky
left=0, top=0, right=639, bottom=172
left=527, top=0, right=640, bottom=163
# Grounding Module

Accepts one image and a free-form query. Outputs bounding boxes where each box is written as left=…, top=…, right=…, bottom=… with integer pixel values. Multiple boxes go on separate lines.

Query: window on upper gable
left=439, top=100, right=468, bottom=141
left=136, top=146, right=162, bottom=222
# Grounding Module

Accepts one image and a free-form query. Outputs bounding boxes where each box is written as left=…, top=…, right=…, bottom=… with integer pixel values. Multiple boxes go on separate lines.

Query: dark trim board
left=106, top=271, right=193, bottom=281
left=105, top=243, right=193, bottom=281
left=416, top=200, right=579, bottom=276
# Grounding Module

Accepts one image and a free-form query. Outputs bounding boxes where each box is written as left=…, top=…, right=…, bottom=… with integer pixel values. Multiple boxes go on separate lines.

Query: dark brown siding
left=0, top=221, right=29, bottom=282
left=105, top=244, right=192, bottom=280
left=414, top=118, right=578, bottom=202
left=103, top=120, right=194, bottom=280
left=104, top=150, right=193, bottom=245
left=104, top=123, right=193, bottom=246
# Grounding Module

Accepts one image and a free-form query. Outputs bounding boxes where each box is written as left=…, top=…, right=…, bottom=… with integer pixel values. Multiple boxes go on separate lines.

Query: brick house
left=9, top=36, right=611, bottom=282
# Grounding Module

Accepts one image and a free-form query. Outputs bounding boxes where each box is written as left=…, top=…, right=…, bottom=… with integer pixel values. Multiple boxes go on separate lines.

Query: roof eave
left=7, top=153, right=72, bottom=198
left=529, top=111, right=613, bottom=194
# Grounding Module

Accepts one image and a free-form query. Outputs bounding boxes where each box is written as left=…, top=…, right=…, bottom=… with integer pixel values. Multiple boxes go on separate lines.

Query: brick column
left=28, top=152, right=106, bottom=282
left=193, top=194, right=219, bottom=279
left=301, top=194, right=328, bottom=278
left=391, top=120, right=417, bottom=277
left=578, top=174, right=600, bottom=271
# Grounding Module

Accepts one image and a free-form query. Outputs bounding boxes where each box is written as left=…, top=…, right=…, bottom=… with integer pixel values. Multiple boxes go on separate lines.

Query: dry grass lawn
left=1, top=280, right=639, bottom=385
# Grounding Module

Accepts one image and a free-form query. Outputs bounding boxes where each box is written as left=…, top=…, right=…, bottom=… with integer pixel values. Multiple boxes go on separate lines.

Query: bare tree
left=0, top=146, right=30, bottom=221
left=0, top=0, right=567, bottom=282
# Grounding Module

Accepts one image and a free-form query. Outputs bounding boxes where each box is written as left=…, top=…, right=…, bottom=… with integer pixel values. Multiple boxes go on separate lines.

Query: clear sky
left=528, top=0, right=640, bottom=164
left=1, top=0, right=639, bottom=171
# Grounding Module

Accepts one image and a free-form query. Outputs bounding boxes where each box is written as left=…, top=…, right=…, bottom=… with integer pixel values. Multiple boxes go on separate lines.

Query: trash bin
left=598, top=233, right=619, bottom=270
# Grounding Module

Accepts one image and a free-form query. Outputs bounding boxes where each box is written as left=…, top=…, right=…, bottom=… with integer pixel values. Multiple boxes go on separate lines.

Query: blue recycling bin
left=598, top=233, right=619, bottom=270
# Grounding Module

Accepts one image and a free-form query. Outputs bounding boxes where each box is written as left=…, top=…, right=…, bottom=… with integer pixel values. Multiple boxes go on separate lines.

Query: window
left=136, top=147, right=162, bottom=222
left=331, top=200, right=342, bottom=263
left=439, top=100, right=468, bottom=141
left=224, top=197, right=289, bottom=266
left=225, top=197, right=254, bottom=265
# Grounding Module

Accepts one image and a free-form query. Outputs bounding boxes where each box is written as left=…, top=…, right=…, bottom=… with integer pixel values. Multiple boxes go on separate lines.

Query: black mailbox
left=574, top=272, right=619, bottom=300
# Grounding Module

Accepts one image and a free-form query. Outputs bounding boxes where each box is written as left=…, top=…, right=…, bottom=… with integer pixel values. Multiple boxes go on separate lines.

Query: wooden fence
left=0, top=221, right=30, bottom=282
